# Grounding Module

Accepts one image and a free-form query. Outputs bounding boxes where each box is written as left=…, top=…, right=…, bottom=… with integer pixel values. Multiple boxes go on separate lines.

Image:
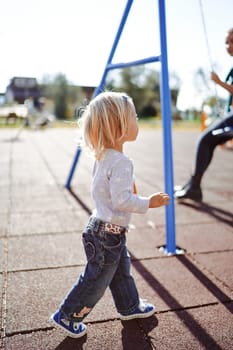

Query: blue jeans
left=60, top=218, right=139, bottom=321
left=194, top=113, right=233, bottom=179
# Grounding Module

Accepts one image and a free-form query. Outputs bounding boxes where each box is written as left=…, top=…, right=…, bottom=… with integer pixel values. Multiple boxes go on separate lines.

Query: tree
left=106, top=66, right=180, bottom=118
left=40, top=73, right=82, bottom=119
left=53, top=74, right=69, bottom=119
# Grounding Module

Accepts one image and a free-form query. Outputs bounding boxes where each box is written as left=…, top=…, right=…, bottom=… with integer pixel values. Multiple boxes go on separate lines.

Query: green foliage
left=54, top=74, right=68, bottom=119
left=106, top=66, right=161, bottom=118
left=40, top=73, right=82, bottom=119
left=39, top=66, right=181, bottom=120
left=106, top=66, right=181, bottom=119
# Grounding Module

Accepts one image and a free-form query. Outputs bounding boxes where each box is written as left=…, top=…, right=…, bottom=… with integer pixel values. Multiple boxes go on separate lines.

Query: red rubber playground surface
left=0, top=127, right=233, bottom=349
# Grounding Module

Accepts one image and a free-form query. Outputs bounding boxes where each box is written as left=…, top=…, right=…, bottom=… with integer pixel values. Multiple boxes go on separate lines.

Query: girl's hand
left=149, top=192, right=170, bottom=208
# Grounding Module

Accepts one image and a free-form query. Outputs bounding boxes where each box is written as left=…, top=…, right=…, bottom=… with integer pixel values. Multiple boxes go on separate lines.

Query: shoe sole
left=49, top=315, right=87, bottom=338
left=174, top=185, right=184, bottom=192
left=174, top=191, right=202, bottom=202
left=119, top=307, right=156, bottom=321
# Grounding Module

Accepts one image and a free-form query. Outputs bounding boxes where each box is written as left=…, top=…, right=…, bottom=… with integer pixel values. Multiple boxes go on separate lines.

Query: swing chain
left=198, top=0, right=222, bottom=118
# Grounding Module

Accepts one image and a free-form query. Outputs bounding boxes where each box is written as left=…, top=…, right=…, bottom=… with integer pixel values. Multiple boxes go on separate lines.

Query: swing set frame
left=66, top=0, right=178, bottom=255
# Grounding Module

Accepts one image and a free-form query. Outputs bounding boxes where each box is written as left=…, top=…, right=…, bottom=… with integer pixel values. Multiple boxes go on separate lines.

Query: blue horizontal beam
left=106, top=55, right=161, bottom=70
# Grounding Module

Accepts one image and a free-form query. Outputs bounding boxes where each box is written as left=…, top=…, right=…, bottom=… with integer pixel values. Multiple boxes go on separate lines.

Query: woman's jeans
left=60, top=218, right=139, bottom=322
left=194, top=113, right=233, bottom=178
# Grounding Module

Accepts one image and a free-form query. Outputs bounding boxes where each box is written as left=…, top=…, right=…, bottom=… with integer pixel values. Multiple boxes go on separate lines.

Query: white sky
left=1, top=0, right=233, bottom=110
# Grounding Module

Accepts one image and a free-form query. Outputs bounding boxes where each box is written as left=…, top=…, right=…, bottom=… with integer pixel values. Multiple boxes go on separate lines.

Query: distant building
left=5, top=77, right=41, bottom=104
left=81, top=86, right=95, bottom=101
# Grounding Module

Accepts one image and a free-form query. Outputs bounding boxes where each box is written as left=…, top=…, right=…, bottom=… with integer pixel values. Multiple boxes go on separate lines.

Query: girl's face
left=124, top=109, right=139, bottom=142
left=225, top=32, right=233, bottom=56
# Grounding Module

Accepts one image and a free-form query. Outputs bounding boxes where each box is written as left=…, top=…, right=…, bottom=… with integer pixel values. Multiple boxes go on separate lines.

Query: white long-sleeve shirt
left=92, top=149, right=149, bottom=227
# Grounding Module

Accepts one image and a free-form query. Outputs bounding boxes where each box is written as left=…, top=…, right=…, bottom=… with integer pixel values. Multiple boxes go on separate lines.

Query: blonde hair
left=79, top=91, right=135, bottom=159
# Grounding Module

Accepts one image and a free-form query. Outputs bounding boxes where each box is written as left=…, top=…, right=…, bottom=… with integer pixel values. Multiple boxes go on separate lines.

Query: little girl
left=50, top=91, right=170, bottom=338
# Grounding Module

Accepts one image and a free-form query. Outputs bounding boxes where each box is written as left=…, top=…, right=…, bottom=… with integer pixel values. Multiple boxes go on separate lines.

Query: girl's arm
left=110, top=158, right=169, bottom=213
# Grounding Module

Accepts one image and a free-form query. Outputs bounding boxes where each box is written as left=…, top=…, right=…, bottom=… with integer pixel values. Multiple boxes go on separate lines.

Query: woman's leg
left=175, top=114, right=233, bottom=200
left=193, top=114, right=233, bottom=180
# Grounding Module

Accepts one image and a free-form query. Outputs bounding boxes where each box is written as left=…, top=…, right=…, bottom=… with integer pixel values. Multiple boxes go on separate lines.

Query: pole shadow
left=67, top=188, right=92, bottom=215
left=176, top=254, right=233, bottom=313
left=178, top=200, right=233, bottom=228
left=130, top=251, right=231, bottom=350
left=54, top=334, right=87, bottom=350
left=121, top=316, right=158, bottom=350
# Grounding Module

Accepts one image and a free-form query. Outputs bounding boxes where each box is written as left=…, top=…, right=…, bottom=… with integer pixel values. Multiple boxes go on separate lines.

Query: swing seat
left=212, top=126, right=233, bottom=137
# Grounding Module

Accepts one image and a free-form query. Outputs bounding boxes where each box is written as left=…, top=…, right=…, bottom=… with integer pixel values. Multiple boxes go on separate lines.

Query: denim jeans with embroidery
left=60, top=220, right=139, bottom=321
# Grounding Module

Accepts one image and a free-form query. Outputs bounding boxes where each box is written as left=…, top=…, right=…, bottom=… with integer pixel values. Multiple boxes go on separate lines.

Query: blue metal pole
left=158, top=0, right=176, bottom=254
left=106, top=55, right=160, bottom=70
left=65, top=146, right=82, bottom=189
left=65, top=0, right=134, bottom=188
left=94, top=0, right=134, bottom=97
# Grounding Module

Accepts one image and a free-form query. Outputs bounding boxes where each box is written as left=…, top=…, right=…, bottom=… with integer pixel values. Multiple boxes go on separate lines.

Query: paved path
left=0, top=127, right=233, bottom=350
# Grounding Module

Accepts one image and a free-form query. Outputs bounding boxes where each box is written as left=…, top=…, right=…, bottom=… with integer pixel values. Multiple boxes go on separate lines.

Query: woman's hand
left=211, top=71, right=221, bottom=84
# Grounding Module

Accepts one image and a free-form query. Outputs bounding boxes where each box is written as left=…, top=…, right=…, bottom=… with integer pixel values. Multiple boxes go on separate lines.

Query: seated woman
left=174, top=28, right=233, bottom=201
